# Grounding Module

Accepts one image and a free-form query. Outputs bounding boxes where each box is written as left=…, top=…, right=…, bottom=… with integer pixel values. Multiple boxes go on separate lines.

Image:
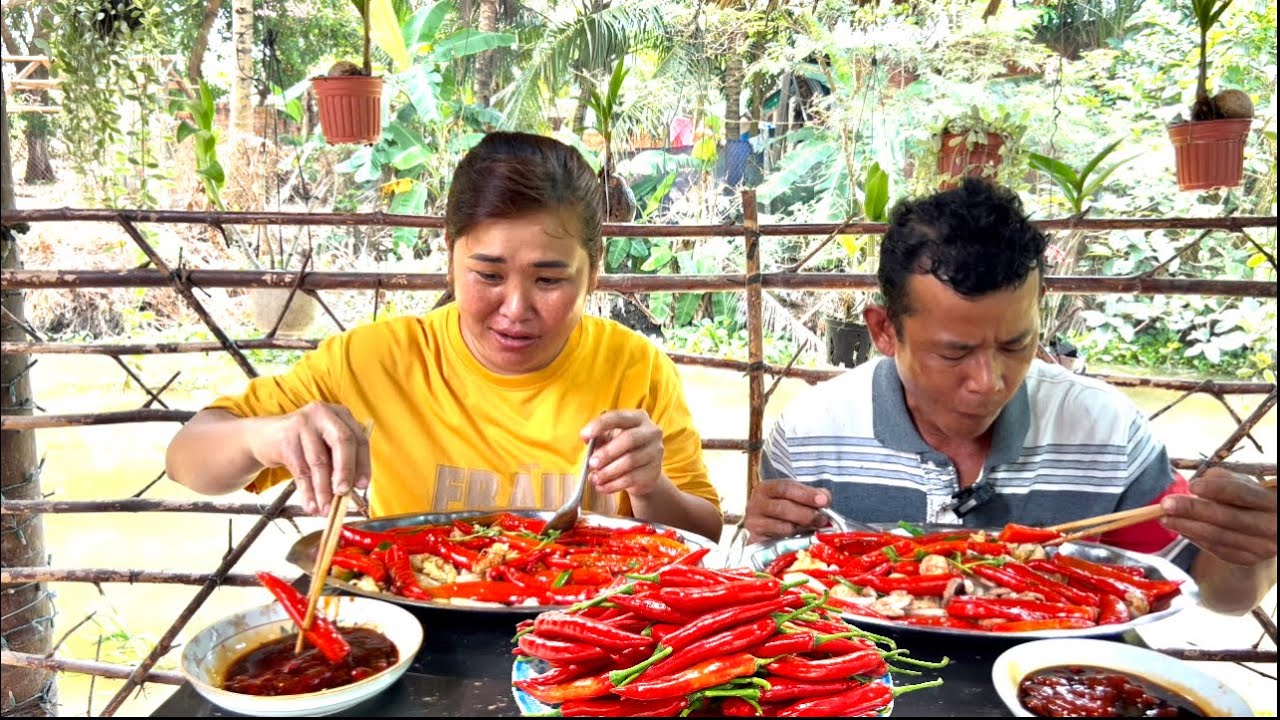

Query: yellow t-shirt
left=207, top=304, right=719, bottom=519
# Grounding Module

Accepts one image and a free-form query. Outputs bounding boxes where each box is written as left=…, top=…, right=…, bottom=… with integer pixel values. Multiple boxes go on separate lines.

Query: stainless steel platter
left=739, top=523, right=1199, bottom=640
left=286, top=508, right=718, bottom=616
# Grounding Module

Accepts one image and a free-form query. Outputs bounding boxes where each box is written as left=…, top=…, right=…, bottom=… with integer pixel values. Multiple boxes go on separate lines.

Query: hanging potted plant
left=930, top=106, right=1028, bottom=190
left=1167, top=0, right=1254, bottom=191
left=312, top=0, right=383, bottom=145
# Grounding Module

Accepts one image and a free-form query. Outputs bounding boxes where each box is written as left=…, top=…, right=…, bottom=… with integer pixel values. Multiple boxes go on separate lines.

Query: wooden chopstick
left=294, top=492, right=349, bottom=655
left=1047, top=477, right=1277, bottom=545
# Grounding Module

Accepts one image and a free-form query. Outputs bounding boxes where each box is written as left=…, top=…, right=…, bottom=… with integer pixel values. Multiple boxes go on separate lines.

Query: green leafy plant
left=829, top=162, right=891, bottom=322
left=175, top=80, right=224, bottom=209
left=1190, top=0, right=1235, bottom=120
left=1029, top=139, right=1134, bottom=214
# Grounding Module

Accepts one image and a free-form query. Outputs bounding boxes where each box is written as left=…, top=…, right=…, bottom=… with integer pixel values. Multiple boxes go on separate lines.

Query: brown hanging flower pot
left=312, top=74, right=384, bottom=145
left=1167, top=117, right=1251, bottom=191
left=937, top=132, right=1005, bottom=189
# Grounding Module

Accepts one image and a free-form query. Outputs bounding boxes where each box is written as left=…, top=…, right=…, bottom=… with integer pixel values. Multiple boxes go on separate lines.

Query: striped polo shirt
left=763, top=357, right=1193, bottom=565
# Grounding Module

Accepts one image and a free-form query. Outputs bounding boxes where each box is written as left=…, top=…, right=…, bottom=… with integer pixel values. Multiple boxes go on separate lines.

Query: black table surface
left=152, top=605, right=1142, bottom=718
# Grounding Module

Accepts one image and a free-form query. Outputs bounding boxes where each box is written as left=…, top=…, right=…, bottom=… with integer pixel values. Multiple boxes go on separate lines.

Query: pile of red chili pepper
left=761, top=523, right=1183, bottom=633
left=510, top=548, right=947, bottom=717
left=330, top=512, right=697, bottom=607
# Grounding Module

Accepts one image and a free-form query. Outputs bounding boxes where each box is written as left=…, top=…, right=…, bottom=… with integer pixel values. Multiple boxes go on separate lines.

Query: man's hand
left=744, top=479, right=832, bottom=542
left=249, top=402, right=371, bottom=517
left=1161, top=468, right=1277, bottom=567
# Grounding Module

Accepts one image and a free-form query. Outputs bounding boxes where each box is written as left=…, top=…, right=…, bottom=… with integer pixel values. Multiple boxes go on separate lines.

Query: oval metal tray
left=286, top=508, right=718, bottom=616
left=740, top=523, right=1199, bottom=639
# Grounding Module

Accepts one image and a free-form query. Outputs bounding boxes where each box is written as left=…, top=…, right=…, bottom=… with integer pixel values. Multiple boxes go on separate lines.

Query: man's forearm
left=630, top=475, right=724, bottom=542
left=1191, top=552, right=1277, bottom=615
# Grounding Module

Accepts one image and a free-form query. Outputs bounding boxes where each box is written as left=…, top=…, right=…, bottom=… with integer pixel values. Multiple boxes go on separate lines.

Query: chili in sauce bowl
left=992, top=639, right=1252, bottom=718
left=181, top=595, right=423, bottom=716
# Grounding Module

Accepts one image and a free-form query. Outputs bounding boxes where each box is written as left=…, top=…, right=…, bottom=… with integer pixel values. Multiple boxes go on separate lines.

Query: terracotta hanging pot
left=311, top=75, right=383, bottom=145
left=937, top=132, right=1005, bottom=188
left=1167, top=118, right=1251, bottom=191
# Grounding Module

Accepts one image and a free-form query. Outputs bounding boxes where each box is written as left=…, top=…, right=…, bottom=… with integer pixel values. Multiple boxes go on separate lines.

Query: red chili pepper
left=255, top=571, right=351, bottom=665
left=1037, top=560, right=1152, bottom=613
left=609, top=594, right=693, bottom=625
left=823, top=595, right=888, bottom=619
left=810, top=636, right=877, bottom=656
left=634, top=565, right=729, bottom=587
left=521, top=661, right=606, bottom=688
left=947, top=597, right=1098, bottom=622
left=970, top=565, right=1071, bottom=605
left=543, top=584, right=604, bottom=605
left=767, top=649, right=887, bottom=681
left=988, top=617, right=1095, bottom=632
left=647, top=623, right=680, bottom=642
left=776, top=681, right=893, bottom=718
left=1002, top=563, right=1099, bottom=607
left=914, top=540, right=970, bottom=556
left=751, top=631, right=867, bottom=658
left=766, top=551, right=799, bottom=577
left=622, top=533, right=690, bottom=559
left=899, top=615, right=980, bottom=629
left=859, top=573, right=956, bottom=596
left=815, top=530, right=891, bottom=545
left=423, top=534, right=482, bottom=570
left=614, top=652, right=765, bottom=700
left=845, top=538, right=917, bottom=575
left=674, top=547, right=712, bottom=566
left=557, top=696, right=690, bottom=717
left=492, top=512, right=548, bottom=535
left=513, top=672, right=612, bottom=704
left=719, top=696, right=762, bottom=717
left=660, top=594, right=802, bottom=651
left=564, top=554, right=650, bottom=573
left=432, top=580, right=544, bottom=605
left=1052, top=555, right=1181, bottom=602
left=760, top=677, right=859, bottom=703
left=638, top=616, right=775, bottom=680
left=889, top=560, right=922, bottom=575
left=970, top=541, right=1013, bottom=557
left=998, top=523, right=1064, bottom=544
left=329, top=547, right=387, bottom=584
left=338, top=525, right=401, bottom=551
left=384, top=543, right=435, bottom=601
left=533, top=611, right=654, bottom=650
left=659, top=577, right=782, bottom=614
left=809, top=542, right=862, bottom=569
left=517, top=633, right=611, bottom=664
left=1097, top=592, right=1131, bottom=625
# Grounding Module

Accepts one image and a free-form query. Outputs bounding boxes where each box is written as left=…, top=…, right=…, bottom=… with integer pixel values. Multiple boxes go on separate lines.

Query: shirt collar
left=872, top=357, right=1030, bottom=469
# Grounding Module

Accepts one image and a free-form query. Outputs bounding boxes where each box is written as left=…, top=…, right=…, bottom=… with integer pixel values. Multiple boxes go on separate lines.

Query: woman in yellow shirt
left=165, top=132, right=722, bottom=541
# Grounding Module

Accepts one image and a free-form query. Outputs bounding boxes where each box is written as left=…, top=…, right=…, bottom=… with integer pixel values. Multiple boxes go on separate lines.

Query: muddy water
left=24, top=354, right=1276, bottom=715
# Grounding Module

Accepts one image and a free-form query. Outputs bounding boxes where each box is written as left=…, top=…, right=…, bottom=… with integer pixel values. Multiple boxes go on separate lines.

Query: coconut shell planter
left=1167, top=90, right=1254, bottom=192
left=937, top=132, right=1005, bottom=189
left=312, top=62, right=384, bottom=145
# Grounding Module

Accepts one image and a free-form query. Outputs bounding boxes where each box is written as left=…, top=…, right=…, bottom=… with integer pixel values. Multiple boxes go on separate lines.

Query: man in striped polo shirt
left=746, top=179, right=1276, bottom=614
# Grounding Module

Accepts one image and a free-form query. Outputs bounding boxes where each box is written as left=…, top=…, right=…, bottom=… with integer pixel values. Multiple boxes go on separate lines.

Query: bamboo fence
left=1, top=202, right=1277, bottom=713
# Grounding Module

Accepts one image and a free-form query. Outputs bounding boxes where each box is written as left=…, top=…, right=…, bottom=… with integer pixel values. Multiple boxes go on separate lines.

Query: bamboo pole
left=98, top=484, right=296, bottom=716
left=743, top=191, right=765, bottom=499
left=1188, top=390, right=1278, bottom=482
left=2, top=207, right=1275, bottom=234
left=0, top=651, right=185, bottom=686
left=1, top=567, right=263, bottom=586
left=1, top=498, right=354, bottom=517
left=115, top=217, right=258, bottom=379
left=0, top=409, right=193, bottom=430
left=2, top=268, right=1275, bottom=298
left=1149, top=648, right=1278, bottom=663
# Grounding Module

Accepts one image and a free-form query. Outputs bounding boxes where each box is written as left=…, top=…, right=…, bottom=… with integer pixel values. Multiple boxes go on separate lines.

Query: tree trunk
left=473, top=0, right=500, bottom=106
left=188, top=0, right=225, bottom=84
left=723, top=42, right=744, bottom=142
left=1, top=86, right=58, bottom=719
left=226, top=0, right=258, bottom=211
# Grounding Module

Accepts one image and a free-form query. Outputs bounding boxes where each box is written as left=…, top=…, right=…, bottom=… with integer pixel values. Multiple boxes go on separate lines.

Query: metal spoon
left=544, top=436, right=599, bottom=534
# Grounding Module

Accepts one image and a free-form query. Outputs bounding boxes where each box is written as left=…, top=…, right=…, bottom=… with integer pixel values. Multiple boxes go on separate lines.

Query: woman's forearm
left=166, top=409, right=272, bottom=495
left=629, top=475, right=724, bottom=542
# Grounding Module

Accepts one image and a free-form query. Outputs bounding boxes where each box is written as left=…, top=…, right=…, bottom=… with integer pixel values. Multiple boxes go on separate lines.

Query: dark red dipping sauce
left=221, top=627, right=398, bottom=696
left=1018, top=666, right=1204, bottom=718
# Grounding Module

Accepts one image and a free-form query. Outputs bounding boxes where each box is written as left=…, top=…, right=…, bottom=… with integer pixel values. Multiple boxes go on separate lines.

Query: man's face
left=869, top=271, right=1041, bottom=443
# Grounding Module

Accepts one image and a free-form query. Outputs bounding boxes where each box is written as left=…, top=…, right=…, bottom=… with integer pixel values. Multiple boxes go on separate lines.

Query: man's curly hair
left=878, top=178, right=1048, bottom=334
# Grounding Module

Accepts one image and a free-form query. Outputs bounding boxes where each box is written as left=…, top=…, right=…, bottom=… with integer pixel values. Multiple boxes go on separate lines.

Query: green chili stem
left=609, top=645, right=672, bottom=687
left=891, top=678, right=945, bottom=697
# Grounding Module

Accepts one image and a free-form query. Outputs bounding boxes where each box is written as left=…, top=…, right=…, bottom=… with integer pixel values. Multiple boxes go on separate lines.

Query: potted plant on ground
left=312, top=0, right=384, bottom=145
left=1166, top=0, right=1254, bottom=191
left=821, top=163, right=890, bottom=368
left=927, top=105, right=1028, bottom=190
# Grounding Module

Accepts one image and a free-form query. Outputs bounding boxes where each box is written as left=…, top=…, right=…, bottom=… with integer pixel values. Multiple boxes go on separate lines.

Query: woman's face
left=451, top=210, right=596, bottom=375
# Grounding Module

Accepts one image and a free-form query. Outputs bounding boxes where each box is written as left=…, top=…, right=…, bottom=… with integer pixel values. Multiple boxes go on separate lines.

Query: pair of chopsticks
left=293, top=420, right=374, bottom=655
left=1046, top=477, right=1277, bottom=546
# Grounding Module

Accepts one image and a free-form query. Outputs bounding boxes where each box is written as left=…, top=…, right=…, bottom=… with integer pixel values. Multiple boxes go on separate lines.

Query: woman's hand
left=249, top=402, right=371, bottom=516
left=580, top=410, right=668, bottom=499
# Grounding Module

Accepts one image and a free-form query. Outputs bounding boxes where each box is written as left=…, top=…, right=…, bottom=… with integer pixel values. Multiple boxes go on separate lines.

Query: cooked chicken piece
left=907, top=595, right=941, bottom=611
left=968, top=530, right=990, bottom=542
left=789, top=550, right=833, bottom=573
left=471, top=542, right=512, bottom=575
left=455, top=571, right=482, bottom=583
left=1011, top=543, right=1047, bottom=563
left=782, top=571, right=827, bottom=594
left=352, top=575, right=383, bottom=595
left=1125, top=592, right=1150, bottom=617
left=963, top=576, right=999, bottom=597
left=412, top=553, right=458, bottom=584
left=941, top=576, right=963, bottom=606
left=905, top=607, right=949, bottom=617
left=919, top=554, right=953, bottom=576
left=869, top=590, right=914, bottom=618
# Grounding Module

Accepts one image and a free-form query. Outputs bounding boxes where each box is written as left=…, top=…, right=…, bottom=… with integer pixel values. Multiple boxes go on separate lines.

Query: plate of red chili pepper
left=745, top=523, right=1197, bottom=639
left=285, top=509, right=717, bottom=614
left=508, top=558, right=950, bottom=717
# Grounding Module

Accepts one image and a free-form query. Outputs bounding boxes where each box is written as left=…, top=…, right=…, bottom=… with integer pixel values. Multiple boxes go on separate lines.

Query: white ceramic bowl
left=181, top=595, right=424, bottom=716
left=992, top=638, right=1253, bottom=717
